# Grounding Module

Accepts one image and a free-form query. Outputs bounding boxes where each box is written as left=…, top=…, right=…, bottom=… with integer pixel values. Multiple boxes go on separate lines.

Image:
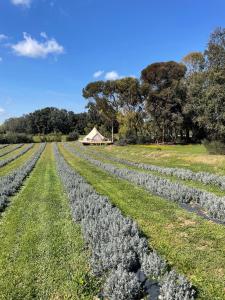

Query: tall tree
left=141, top=61, right=187, bottom=143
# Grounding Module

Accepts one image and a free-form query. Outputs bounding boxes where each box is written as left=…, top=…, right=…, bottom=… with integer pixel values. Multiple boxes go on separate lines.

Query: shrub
left=66, top=130, right=79, bottom=141
left=203, top=140, right=225, bottom=155
left=0, top=132, right=33, bottom=144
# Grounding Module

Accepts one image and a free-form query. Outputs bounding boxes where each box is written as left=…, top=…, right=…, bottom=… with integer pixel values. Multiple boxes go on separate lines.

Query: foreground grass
left=60, top=143, right=225, bottom=300
left=0, top=144, right=98, bottom=299
left=0, top=144, right=39, bottom=177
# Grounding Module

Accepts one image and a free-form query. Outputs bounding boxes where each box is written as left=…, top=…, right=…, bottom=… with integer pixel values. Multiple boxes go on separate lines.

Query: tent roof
left=83, top=127, right=106, bottom=141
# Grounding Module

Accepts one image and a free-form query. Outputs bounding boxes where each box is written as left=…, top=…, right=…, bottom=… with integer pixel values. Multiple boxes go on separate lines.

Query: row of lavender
left=0, top=143, right=24, bottom=158
left=0, top=143, right=45, bottom=212
left=0, top=144, right=9, bottom=150
left=0, top=143, right=34, bottom=168
left=76, top=143, right=225, bottom=190
left=54, top=144, right=195, bottom=300
left=65, top=144, right=225, bottom=223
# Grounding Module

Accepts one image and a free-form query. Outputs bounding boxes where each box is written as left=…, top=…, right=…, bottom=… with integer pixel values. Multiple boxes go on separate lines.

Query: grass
left=59, top=143, right=225, bottom=300
left=89, top=143, right=225, bottom=175
left=0, top=144, right=99, bottom=299
left=0, top=144, right=32, bottom=162
left=72, top=143, right=225, bottom=197
left=0, top=144, right=39, bottom=177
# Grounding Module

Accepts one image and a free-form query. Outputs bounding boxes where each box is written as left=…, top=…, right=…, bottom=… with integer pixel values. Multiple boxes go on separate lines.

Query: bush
left=0, top=132, right=33, bottom=144
left=66, top=130, right=79, bottom=141
left=203, top=140, right=225, bottom=155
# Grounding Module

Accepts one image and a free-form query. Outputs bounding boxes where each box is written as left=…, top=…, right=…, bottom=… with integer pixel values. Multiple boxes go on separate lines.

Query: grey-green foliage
left=65, top=143, right=225, bottom=223
left=54, top=144, right=195, bottom=300
left=77, top=142, right=225, bottom=190
left=103, top=266, right=142, bottom=300
left=0, top=143, right=23, bottom=158
left=0, top=143, right=34, bottom=168
left=159, top=271, right=195, bottom=300
left=0, top=143, right=45, bottom=212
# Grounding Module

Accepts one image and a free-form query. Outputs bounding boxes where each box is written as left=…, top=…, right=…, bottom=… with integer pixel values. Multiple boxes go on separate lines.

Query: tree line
left=83, top=27, right=225, bottom=146
left=1, top=27, right=225, bottom=147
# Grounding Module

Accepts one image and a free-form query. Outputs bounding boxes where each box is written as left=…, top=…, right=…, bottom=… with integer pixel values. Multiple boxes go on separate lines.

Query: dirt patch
left=177, top=216, right=196, bottom=227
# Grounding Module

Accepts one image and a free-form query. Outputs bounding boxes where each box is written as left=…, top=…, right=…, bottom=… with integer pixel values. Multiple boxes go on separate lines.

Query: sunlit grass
left=60, top=143, right=225, bottom=300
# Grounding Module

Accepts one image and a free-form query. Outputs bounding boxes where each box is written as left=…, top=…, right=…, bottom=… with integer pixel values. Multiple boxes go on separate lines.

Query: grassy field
left=0, top=143, right=38, bottom=176
left=72, top=143, right=225, bottom=197
left=0, top=141, right=225, bottom=299
left=59, top=143, right=225, bottom=300
left=89, top=143, right=225, bottom=174
left=0, top=144, right=99, bottom=299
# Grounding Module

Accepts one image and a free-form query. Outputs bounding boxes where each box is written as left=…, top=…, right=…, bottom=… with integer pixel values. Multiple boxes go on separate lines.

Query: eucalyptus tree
left=141, top=61, right=187, bottom=143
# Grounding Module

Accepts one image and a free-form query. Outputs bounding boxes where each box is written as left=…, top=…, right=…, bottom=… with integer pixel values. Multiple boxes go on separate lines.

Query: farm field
left=0, top=142, right=225, bottom=299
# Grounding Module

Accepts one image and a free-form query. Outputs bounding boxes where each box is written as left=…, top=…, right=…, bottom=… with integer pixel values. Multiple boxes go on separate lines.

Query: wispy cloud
left=0, top=57, right=3, bottom=62
left=105, top=71, right=120, bottom=80
left=0, top=34, right=8, bottom=42
left=93, top=70, right=104, bottom=78
left=11, top=32, right=64, bottom=59
left=11, top=0, right=32, bottom=7
left=0, top=107, right=5, bottom=115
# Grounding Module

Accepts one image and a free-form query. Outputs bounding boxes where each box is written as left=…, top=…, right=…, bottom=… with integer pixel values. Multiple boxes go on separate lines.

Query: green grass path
left=60, top=143, right=225, bottom=300
left=0, top=144, right=39, bottom=177
left=0, top=143, right=98, bottom=300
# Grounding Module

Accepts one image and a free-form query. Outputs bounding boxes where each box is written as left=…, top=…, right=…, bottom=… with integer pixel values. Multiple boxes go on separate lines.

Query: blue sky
left=0, top=0, right=224, bottom=123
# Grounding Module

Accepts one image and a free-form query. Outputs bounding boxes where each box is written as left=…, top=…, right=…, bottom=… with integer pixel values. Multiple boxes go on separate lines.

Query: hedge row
left=0, top=143, right=45, bottom=213
left=65, top=144, right=225, bottom=224
left=55, top=144, right=195, bottom=300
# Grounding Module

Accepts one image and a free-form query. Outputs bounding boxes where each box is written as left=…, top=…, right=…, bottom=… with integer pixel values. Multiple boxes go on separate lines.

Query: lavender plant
left=76, top=142, right=225, bottom=190
left=0, top=143, right=45, bottom=212
left=54, top=144, right=195, bottom=300
left=65, top=143, right=225, bottom=223
left=0, top=144, right=9, bottom=149
left=0, top=144, right=34, bottom=168
left=0, top=144, right=23, bottom=158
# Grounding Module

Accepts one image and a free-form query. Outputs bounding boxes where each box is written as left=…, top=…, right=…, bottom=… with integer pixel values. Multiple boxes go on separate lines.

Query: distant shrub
left=203, top=140, right=225, bottom=155
left=0, top=132, right=33, bottom=144
left=34, top=133, right=62, bottom=142
left=66, top=130, right=79, bottom=141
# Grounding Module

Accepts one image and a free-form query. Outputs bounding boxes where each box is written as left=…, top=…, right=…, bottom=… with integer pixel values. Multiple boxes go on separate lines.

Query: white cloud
left=11, top=0, right=31, bottom=7
left=0, top=34, right=8, bottom=42
left=40, top=32, right=48, bottom=39
left=11, top=32, right=64, bottom=58
left=105, top=71, right=120, bottom=80
left=93, top=70, right=104, bottom=78
left=0, top=107, right=5, bottom=115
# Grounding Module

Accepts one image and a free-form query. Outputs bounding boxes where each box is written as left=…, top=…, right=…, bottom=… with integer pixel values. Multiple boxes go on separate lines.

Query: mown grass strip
left=72, top=143, right=225, bottom=197
left=0, top=143, right=99, bottom=299
left=89, top=144, right=225, bottom=175
left=0, top=143, right=23, bottom=158
left=0, top=144, right=39, bottom=177
left=59, top=143, right=225, bottom=300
